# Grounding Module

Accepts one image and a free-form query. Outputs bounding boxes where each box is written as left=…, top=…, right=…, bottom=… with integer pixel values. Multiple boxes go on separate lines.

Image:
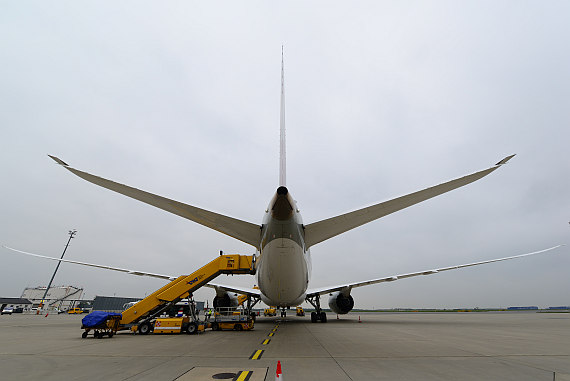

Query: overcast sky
left=1, top=1, right=568, bottom=309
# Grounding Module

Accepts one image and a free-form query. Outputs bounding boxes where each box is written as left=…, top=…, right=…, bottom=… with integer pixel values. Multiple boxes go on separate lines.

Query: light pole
left=40, top=230, right=77, bottom=312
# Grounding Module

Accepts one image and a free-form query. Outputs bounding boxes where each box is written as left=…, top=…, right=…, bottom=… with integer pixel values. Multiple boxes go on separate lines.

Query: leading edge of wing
left=48, top=155, right=261, bottom=248
left=306, top=244, right=565, bottom=297
left=2, top=245, right=176, bottom=281
left=304, top=155, right=516, bottom=248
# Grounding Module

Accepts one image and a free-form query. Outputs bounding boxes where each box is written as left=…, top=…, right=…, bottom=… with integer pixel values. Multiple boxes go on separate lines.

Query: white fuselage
left=255, top=186, right=311, bottom=307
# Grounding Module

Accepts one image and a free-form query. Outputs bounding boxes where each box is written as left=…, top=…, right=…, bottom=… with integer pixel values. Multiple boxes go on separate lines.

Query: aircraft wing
left=2, top=245, right=177, bottom=281
left=304, top=155, right=515, bottom=248
left=204, top=282, right=262, bottom=298
left=305, top=244, right=564, bottom=297
left=48, top=156, right=261, bottom=248
left=2, top=245, right=261, bottom=297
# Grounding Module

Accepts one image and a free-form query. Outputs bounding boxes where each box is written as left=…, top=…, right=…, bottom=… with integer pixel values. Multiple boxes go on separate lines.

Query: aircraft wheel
left=138, top=322, right=152, bottom=335
left=186, top=322, right=198, bottom=335
left=320, top=312, right=327, bottom=323
left=311, top=312, right=318, bottom=323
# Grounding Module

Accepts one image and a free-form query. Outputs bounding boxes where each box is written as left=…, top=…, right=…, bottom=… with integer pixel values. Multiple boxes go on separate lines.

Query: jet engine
left=213, top=292, right=239, bottom=308
left=328, top=291, right=354, bottom=314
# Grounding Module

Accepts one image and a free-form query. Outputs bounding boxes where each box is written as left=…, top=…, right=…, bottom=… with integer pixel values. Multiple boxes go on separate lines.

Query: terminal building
left=0, top=297, right=32, bottom=311
left=21, top=285, right=83, bottom=311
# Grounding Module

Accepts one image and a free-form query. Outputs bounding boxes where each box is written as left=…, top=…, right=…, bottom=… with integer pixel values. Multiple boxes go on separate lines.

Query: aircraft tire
left=311, top=312, right=318, bottom=323
left=320, top=312, right=327, bottom=323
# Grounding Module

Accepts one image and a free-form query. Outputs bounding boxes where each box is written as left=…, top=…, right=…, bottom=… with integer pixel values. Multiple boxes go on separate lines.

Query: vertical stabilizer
left=279, top=47, right=286, bottom=187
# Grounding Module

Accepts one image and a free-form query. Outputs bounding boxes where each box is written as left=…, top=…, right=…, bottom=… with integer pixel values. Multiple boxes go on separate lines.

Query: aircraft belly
left=257, top=238, right=307, bottom=306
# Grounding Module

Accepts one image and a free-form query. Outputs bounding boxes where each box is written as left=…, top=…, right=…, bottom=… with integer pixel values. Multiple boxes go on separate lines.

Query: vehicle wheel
left=250, top=313, right=256, bottom=322
left=95, top=332, right=102, bottom=339
left=81, top=331, right=88, bottom=338
left=311, top=312, right=318, bottom=323
left=320, top=312, right=327, bottom=323
left=186, top=322, right=198, bottom=335
left=211, top=322, right=219, bottom=331
left=234, top=324, right=243, bottom=331
left=108, top=332, right=113, bottom=338
left=138, top=322, right=152, bottom=335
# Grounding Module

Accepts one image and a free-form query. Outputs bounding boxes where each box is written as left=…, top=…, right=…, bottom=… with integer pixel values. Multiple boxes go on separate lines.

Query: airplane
left=3, top=54, right=564, bottom=322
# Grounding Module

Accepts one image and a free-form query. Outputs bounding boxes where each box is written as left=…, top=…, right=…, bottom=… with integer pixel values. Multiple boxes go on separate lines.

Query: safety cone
left=45, top=312, right=49, bottom=317
left=275, top=360, right=283, bottom=380
left=358, top=315, right=362, bottom=323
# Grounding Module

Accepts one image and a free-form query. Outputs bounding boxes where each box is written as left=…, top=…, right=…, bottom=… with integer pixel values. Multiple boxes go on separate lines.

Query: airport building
left=0, top=297, right=32, bottom=311
left=21, top=285, right=83, bottom=311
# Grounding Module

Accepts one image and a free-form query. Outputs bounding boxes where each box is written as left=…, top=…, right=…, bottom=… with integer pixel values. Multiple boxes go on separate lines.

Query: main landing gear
left=306, top=294, right=327, bottom=323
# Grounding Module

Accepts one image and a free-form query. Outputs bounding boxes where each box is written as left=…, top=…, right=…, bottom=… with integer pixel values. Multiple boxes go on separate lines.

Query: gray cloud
left=1, top=1, right=568, bottom=309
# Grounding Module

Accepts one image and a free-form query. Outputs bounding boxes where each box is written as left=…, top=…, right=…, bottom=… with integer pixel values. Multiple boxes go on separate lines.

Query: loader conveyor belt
left=120, top=254, right=255, bottom=327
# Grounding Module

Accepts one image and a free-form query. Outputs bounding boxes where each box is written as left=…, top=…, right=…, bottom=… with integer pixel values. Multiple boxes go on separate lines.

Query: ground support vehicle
left=68, top=308, right=84, bottom=314
left=79, top=254, right=256, bottom=337
left=264, top=307, right=276, bottom=317
left=145, top=299, right=211, bottom=335
left=81, top=311, right=122, bottom=338
left=296, top=306, right=305, bottom=316
left=152, top=316, right=207, bottom=334
left=211, top=307, right=254, bottom=331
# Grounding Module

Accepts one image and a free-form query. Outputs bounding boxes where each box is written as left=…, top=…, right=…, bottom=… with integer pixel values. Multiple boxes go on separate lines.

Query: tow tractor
left=211, top=307, right=254, bottom=331
left=81, top=254, right=259, bottom=338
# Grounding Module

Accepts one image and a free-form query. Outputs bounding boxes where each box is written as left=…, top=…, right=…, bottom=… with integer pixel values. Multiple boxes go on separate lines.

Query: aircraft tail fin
left=279, top=46, right=286, bottom=187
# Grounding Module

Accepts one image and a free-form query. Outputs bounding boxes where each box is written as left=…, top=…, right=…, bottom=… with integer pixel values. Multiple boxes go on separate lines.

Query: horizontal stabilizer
left=48, top=155, right=261, bottom=248
left=304, top=156, right=515, bottom=248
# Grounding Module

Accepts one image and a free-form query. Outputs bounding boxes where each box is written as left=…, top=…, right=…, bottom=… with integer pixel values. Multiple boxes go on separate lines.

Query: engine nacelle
left=213, top=292, right=239, bottom=308
left=328, top=291, right=354, bottom=314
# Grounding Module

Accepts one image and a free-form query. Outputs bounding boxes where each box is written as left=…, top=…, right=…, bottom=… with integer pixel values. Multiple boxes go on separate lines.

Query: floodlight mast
left=40, top=230, right=77, bottom=311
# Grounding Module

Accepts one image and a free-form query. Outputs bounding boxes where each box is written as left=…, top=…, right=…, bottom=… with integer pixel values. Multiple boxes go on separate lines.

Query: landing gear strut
left=306, top=294, right=327, bottom=323
left=245, top=295, right=261, bottom=322
left=280, top=308, right=286, bottom=318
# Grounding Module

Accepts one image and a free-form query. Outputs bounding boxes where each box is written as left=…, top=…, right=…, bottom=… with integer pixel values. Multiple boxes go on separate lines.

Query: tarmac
left=0, top=311, right=569, bottom=381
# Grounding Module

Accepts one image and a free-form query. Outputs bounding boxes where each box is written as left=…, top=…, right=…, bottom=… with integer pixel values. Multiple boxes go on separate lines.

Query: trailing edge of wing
left=3, top=245, right=261, bottom=297
left=306, top=244, right=565, bottom=297
left=304, top=155, right=515, bottom=248
left=204, top=282, right=262, bottom=298
left=48, top=155, right=261, bottom=248
left=2, top=245, right=176, bottom=281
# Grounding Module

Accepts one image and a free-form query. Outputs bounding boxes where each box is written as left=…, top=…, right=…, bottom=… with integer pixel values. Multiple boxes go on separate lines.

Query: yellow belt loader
left=118, top=254, right=255, bottom=335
